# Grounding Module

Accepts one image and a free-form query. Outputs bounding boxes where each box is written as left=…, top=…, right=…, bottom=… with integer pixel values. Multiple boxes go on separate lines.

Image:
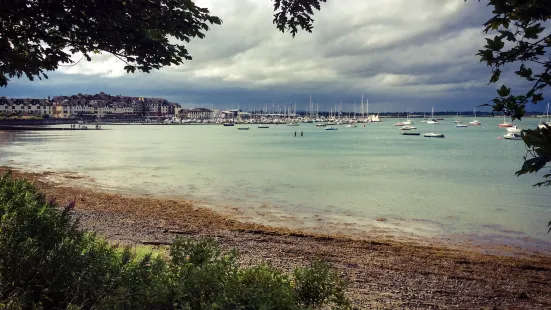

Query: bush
left=0, top=173, right=352, bottom=309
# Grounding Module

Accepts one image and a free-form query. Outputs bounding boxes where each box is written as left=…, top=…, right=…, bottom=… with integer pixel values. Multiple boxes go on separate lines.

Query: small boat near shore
left=324, top=126, right=338, bottom=131
left=401, top=132, right=421, bottom=136
left=237, top=127, right=250, bottom=130
left=503, top=132, right=522, bottom=140
left=223, top=123, right=234, bottom=126
left=258, top=125, right=269, bottom=128
left=506, top=125, right=522, bottom=134
left=424, top=132, right=445, bottom=138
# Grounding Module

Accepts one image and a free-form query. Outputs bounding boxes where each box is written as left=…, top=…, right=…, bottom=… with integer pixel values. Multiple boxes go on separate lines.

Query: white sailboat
left=421, top=113, right=427, bottom=123
left=538, top=102, right=550, bottom=129
left=454, top=113, right=461, bottom=124
left=403, top=109, right=414, bottom=125
left=427, top=107, right=439, bottom=124
left=468, top=108, right=481, bottom=126
left=455, top=113, right=468, bottom=127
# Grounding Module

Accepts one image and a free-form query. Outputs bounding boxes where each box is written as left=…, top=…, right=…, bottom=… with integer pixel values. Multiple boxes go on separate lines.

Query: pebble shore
left=3, top=167, right=551, bottom=309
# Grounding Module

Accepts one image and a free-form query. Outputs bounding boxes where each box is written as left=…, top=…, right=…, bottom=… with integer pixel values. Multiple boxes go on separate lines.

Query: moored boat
left=258, top=125, right=269, bottom=128
left=424, top=132, right=445, bottom=138
left=506, top=125, right=522, bottom=134
left=503, top=132, right=522, bottom=140
left=498, top=115, right=513, bottom=128
left=237, top=127, right=250, bottom=130
left=401, top=132, right=421, bottom=136
left=324, top=126, right=338, bottom=131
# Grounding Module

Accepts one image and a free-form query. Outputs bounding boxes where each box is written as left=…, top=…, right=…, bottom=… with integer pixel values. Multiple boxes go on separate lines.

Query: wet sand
left=3, top=167, right=551, bottom=309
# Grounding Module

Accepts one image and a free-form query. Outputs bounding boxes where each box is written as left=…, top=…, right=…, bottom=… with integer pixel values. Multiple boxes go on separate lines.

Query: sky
left=1, top=0, right=550, bottom=112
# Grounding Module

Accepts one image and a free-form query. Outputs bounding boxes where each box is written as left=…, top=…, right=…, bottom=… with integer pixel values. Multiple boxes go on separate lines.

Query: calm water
left=1, top=118, right=550, bottom=250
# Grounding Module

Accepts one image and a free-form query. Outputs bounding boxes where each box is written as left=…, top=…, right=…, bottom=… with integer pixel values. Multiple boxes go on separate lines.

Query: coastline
left=2, top=166, right=551, bottom=308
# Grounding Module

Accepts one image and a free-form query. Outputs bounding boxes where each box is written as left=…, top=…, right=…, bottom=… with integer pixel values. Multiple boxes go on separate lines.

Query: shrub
left=0, top=173, right=352, bottom=309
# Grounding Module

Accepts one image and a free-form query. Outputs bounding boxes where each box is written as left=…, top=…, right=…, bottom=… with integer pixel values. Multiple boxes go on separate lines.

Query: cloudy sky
left=2, top=0, right=549, bottom=112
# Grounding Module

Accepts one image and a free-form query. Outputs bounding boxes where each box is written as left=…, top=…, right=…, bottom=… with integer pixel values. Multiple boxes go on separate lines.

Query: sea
left=1, top=117, right=550, bottom=253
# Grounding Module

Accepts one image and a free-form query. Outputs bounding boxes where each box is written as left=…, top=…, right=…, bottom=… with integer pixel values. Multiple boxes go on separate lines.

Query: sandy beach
left=3, top=167, right=551, bottom=309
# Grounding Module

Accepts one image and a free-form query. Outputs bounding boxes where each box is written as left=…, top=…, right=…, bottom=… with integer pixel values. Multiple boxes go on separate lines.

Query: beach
left=3, top=167, right=551, bottom=309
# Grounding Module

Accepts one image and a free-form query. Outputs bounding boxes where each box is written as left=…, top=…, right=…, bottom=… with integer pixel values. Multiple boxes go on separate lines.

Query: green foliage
left=0, top=0, right=222, bottom=87
left=472, top=0, right=551, bottom=121
left=516, top=126, right=551, bottom=185
left=0, top=173, right=352, bottom=309
left=467, top=0, right=551, bottom=188
left=294, top=260, right=350, bottom=309
left=0, top=112, right=44, bottom=120
left=273, top=0, right=327, bottom=37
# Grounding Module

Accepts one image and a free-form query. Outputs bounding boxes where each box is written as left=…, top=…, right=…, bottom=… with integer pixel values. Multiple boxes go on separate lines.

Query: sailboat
left=403, top=109, right=414, bottom=125
left=538, top=102, right=550, bottom=129
left=427, top=107, right=439, bottom=124
left=421, top=113, right=427, bottom=123
left=453, top=113, right=461, bottom=124
left=455, top=112, right=468, bottom=127
left=468, top=108, right=481, bottom=126
left=498, top=114, right=513, bottom=128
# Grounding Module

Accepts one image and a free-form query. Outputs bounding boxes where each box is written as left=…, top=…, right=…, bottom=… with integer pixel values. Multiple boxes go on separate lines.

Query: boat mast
left=361, top=95, right=364, bottom=118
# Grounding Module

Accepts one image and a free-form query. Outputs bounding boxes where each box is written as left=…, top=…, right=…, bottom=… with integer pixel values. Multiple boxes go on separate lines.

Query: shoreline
left=2, top=167, right=551, bottom=308
left=6, top=163, right=550, bottom=258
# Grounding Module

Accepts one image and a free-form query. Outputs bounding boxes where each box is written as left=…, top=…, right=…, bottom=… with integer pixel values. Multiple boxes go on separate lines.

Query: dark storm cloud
left=2, top=0, right=547, bottom=112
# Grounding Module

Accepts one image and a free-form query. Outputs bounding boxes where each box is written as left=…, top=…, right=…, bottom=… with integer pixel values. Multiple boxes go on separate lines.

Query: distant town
left=0, top=92, right=547, bottom=124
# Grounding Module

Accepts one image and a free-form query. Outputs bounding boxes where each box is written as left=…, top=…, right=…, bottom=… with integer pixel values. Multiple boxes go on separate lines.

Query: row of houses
left=0, top=93, right=218, bottom=120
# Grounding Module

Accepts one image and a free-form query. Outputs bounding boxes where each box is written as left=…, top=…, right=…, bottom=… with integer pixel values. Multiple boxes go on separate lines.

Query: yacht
left=427, top=107, right=439, bottom=124
left=258, top=125, right=270, bottom=128
left=403, top=111, right=415, bottom=125
left=453, top=113, right=461, bottom=124
left=394, top=122, right=405, bottom=127
left=345, top=124, right=357, bottom=128
left=503, top=132, right=522, bottom=140
left=424, top=132, right=445, bottom=138
left=455, top=123, right=468, bottom=128
left=324, top=126, right=338, bottom=131
left=506, top=125, right=522, bottom=134
left=400, top=125, right=417, bottom=130
left=401, top=132, right=421, bottom=136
